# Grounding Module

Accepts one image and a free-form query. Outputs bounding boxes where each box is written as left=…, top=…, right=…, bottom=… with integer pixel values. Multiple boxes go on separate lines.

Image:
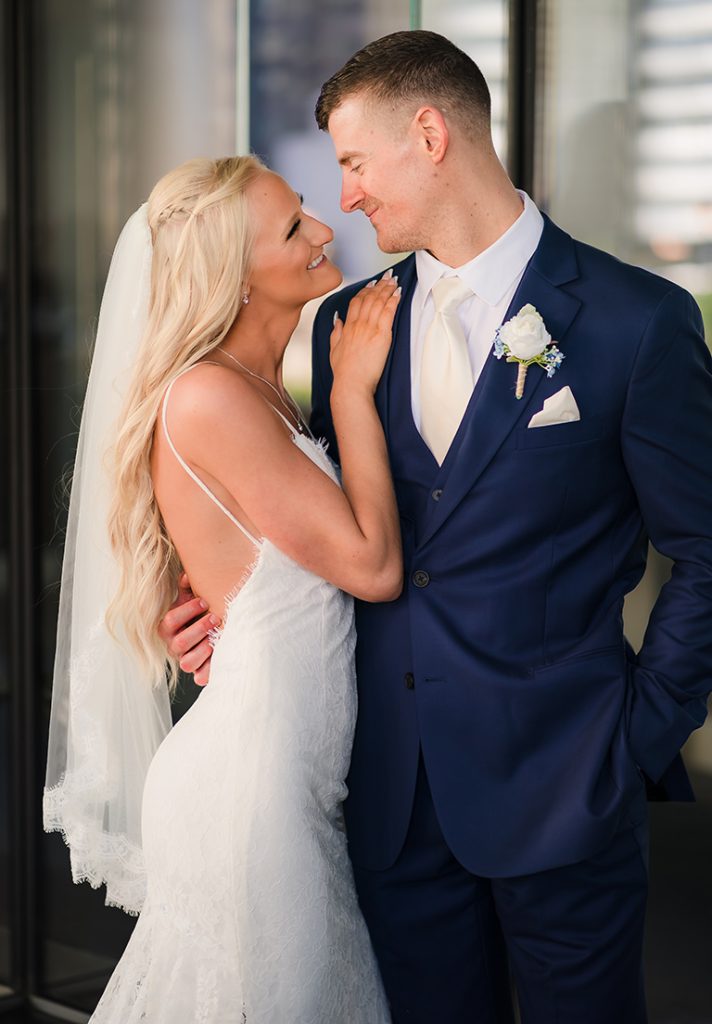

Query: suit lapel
left=419, top=217, right=582, bottom=549
left=374, top=254, right=417, bottom=442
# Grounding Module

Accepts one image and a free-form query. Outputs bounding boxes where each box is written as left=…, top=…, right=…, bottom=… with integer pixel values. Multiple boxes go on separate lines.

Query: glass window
left=32, top=1, right=239, bottom=1011
left=250, top=0, right=412, bottom=404
left=251, top=0, right=411, bottom=280
left=537, top=0, right=712, bottom=703
left=537, top=2, right=712, bottom=1017
left=537, top=0, right=712, bottom=335
left=421, top=0, right=509, bottom=165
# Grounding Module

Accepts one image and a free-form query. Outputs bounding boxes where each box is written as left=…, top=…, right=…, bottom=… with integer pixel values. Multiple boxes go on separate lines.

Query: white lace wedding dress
left=89, top=375, right=390, bottom=1023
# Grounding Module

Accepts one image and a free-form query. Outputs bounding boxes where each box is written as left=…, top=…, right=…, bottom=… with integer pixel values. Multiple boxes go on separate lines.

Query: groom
left=164, top=31, right=712, bottom=1023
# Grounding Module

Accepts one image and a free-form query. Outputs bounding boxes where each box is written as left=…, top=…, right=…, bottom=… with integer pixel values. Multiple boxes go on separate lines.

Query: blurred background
left=1, top=0, right=711, bottom=1020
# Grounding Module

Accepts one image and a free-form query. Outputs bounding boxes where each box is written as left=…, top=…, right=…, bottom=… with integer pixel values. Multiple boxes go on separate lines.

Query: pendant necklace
left=217, top=347, right=313, bottom=439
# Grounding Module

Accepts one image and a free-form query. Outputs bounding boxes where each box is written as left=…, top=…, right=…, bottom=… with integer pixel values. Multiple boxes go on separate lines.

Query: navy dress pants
left=352, top=756, right=649, bottom=1024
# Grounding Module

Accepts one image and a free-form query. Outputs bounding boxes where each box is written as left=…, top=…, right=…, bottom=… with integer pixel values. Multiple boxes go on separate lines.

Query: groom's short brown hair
left=315, top=30, right=491, bottom=138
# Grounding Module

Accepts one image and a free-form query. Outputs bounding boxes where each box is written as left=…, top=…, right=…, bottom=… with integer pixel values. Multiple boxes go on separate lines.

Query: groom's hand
left=158, top=572, right=219, bottom=687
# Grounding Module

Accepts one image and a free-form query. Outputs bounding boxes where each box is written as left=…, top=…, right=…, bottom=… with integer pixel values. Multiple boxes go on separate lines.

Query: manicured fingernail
left=394, top=286, right=402, bottom=297
left=333, top=310, right=340, bottom=325
left=199, top=599, right=207, bottom=609
left=392, top=275, right=399, bottom=286
left=209, top=614, right=220, bottom=626
left=382, top=268, right=393, bottom=280
left=366, top=279, right=376, bottom=288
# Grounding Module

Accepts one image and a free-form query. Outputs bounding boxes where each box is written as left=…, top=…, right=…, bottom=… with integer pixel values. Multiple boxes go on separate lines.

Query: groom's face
left=327, top=94, right=433, bottom=254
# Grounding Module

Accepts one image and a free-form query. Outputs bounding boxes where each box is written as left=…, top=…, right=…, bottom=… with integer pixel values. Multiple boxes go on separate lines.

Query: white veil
left=43, top=205, right=173, bottom=915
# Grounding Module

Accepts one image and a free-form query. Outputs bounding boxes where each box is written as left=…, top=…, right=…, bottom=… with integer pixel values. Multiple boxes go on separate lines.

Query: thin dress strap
left=267, top=403, right=301, bottom=436
left=161, top=364, right=262, bottom=548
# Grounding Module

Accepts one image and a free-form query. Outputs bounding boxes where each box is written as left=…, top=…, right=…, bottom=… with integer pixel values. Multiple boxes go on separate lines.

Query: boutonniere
left=493, top=304, right=564, bottom=399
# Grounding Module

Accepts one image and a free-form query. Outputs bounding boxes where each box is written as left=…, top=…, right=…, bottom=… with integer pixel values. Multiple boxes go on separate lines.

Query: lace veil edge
left=43, top=205, right=173, bottom=915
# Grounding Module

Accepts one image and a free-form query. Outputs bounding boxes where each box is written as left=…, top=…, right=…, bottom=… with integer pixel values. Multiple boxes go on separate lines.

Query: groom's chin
left=371, top=225, right=416, bottom=256
left=374, top=234, right=409, bottom=256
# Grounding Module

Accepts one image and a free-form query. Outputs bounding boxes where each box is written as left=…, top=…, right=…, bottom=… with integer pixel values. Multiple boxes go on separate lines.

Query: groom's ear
left=411, top=105, right=449, bottom=165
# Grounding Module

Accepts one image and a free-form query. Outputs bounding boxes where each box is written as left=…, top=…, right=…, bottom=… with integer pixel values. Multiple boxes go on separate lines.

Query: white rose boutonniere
left=493, top=304, right=564, bottom=399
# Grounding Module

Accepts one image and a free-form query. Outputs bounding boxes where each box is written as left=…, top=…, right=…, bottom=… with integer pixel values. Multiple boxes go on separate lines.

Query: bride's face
left=246, top=172, right=342, bottom=308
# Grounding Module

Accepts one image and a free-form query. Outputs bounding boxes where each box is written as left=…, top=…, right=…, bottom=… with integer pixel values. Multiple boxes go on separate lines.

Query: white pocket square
left=527, top=386, right=580, bottom=428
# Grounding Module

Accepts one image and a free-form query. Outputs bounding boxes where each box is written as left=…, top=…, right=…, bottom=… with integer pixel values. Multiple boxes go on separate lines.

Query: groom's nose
left=340, top=173, right=364, bottom=214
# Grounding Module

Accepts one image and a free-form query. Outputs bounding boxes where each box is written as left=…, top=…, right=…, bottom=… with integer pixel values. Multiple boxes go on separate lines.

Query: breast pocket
left=515, top=415, right=607, bottom=450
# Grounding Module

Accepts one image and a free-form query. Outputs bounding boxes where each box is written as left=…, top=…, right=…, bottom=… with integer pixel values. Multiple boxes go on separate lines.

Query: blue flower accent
left=544, top=346, right=565, bottom=377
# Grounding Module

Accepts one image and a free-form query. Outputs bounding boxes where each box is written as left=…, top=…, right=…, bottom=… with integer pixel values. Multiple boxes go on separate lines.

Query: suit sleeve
left=621, top=286, right=712, bottom=782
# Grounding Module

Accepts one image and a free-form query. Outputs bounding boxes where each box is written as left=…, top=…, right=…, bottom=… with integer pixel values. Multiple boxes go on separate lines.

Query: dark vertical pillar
left=6, top=0, right=37, bottom=1007
left=507, top=0, right=540, bottom=195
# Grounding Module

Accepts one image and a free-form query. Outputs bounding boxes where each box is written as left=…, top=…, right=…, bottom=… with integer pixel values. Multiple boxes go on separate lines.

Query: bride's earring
left=241, top=292, right=250, bottom=305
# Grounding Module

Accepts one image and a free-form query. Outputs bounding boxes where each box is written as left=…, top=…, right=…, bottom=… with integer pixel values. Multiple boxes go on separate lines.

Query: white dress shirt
left=410, top=191, right=544, bottom=431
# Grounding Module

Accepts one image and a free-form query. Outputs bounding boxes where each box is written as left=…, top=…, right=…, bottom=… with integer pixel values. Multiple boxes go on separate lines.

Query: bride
left=43, top=155, right=401, bottom=1022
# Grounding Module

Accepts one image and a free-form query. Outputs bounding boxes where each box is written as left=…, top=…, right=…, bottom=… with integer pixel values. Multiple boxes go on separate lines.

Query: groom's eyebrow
left=338, top=151, right=365, bottom=166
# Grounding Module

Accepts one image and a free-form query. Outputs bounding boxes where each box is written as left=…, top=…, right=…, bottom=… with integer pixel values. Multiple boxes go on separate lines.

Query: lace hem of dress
left=43, top=784, right=146, bottom=915
left=208, top=547, right=266, bottom=649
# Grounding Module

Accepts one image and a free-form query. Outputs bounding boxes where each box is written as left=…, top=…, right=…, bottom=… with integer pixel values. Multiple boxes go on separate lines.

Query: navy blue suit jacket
left=310, top=215, right=712, bottom=877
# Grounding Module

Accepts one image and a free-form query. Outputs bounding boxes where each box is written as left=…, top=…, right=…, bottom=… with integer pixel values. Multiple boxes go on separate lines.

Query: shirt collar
left=414, top=191, right=544, bottom=309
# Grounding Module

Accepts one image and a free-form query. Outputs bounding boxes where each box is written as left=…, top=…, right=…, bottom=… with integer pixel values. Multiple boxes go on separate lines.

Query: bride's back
left=151, top=366, right=263, bottom=620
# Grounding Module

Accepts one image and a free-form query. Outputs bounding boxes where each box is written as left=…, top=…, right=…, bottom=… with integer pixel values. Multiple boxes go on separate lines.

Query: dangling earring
left=241, top=292, right=250, bottom=305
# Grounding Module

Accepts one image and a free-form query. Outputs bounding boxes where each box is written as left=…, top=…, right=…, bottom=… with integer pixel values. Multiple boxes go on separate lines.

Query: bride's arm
left=327, top=277, right=402, bottom=598
left=160, top=276, right=402, bottom=674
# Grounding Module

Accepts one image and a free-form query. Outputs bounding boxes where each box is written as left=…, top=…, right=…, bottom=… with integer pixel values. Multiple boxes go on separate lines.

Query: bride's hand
left=330, top=273, right=401, bottom=395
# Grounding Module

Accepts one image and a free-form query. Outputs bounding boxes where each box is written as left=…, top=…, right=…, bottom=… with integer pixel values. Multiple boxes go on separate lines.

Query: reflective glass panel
left=249, top=0, right=412, bottom=401
left=421, top=0, right=509, bottom=164
left=539, top=0, right=712, bottom=702
left=32, top=0, right=238, bottom=1011
left=538, top=2, right=712, bottom=1017
left=537, top=0, right=712, bottom=330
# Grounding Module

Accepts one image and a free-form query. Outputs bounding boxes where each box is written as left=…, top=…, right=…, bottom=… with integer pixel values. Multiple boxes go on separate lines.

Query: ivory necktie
left=420, top=276, right=475, bottom=465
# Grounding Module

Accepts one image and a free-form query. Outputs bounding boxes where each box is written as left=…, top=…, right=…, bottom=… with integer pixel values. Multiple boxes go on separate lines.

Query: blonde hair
left=106, top=155, right=266, bottom=691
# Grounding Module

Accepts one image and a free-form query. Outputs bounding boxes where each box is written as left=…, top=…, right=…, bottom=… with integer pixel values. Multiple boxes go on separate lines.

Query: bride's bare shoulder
left=159, top=360, right=287, bottom=471
left=164, top=361, right=270, bottom=430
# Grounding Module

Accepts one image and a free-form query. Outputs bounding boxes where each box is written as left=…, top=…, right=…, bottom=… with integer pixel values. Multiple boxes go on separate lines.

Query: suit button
left=404, top=672, right=415, bottom=690
left=412, top=569, right=430, bottom=588
left=432, top=488, right=443, bottom=501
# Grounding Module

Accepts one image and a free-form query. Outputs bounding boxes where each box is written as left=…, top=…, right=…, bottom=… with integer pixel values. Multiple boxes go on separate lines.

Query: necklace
left=217, top=347, right=313, bottom=438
